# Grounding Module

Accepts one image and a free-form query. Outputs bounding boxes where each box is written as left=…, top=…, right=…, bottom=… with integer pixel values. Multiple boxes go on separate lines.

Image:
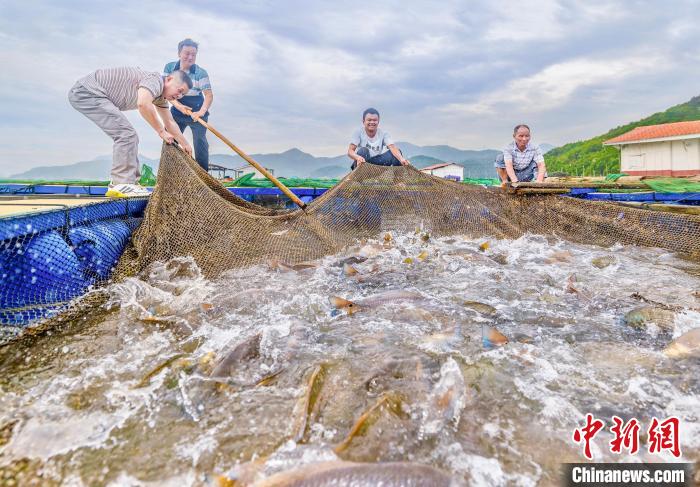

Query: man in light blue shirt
left=495, top=124, right=546, bottom=184
left=164, top=38, right=213, bottom=170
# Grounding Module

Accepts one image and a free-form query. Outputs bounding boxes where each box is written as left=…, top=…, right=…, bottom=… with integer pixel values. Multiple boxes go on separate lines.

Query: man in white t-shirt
left=348, top=108, right=411, bottom=170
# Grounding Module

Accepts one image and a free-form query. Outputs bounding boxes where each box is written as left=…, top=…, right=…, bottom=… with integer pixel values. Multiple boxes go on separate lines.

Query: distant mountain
left=310, top=165, right=347, bottom=178
left=545, top=95, right=700, bottom=175
left=9, top=154, right=159, bottom=180
left=409, top=155, right=445, bottom=169
left=539, top=143, right=556, bottom=154
left=9, top=143, right=502, bottom=180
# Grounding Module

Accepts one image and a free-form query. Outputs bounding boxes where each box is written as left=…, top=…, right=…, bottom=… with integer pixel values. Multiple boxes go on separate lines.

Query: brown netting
left=122, top=144, right=700, bottom=278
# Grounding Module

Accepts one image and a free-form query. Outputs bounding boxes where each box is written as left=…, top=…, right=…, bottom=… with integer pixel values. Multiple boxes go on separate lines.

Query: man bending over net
left=495, top=124, right=547, bottom=185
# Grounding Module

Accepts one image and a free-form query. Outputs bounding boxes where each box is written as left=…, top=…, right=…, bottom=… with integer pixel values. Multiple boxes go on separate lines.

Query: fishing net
left=3, top=142, right=700, bottom=343
left=127, top=144, right=700, bottom=278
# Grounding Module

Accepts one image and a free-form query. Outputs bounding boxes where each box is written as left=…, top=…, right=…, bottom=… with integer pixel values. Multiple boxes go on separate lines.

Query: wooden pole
left=171, top=101, right=307, bottom=210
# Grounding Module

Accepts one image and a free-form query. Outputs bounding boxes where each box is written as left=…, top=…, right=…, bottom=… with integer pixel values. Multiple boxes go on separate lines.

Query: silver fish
left=254, top=461, right=461, bottom=486
left=329, top=290, right=424, bottom=315
left=210, top=333, right=261, bottom=378
left=664, top=328, right=700, bottom=358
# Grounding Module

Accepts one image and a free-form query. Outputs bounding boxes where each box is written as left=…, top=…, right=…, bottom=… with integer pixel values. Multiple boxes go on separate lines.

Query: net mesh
left=127, top=144, right=700, bottom=278
left=3, top=143, right=700, bottom=343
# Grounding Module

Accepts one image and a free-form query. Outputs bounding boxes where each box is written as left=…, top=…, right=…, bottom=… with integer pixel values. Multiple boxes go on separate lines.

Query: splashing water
left=1, top=234, right=699, bottom=485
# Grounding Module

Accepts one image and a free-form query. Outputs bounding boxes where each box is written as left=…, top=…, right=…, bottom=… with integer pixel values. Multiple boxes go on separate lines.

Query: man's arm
left=505, top=159, right=518, bottom=183
left=388, top=144, right=410, bottom=166
left=192, top=89, right=213, bottom=122
left=348, top=144, right=366, bottom=165
left=534, top=147, right=546, bottom=183
left=156, top=105, right=193, bottom=156
left=137, top=88, right=175, bottom=143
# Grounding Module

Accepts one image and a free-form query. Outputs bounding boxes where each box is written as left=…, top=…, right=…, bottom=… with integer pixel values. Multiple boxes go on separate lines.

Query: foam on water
left=1, top=233, right=699, bottom=485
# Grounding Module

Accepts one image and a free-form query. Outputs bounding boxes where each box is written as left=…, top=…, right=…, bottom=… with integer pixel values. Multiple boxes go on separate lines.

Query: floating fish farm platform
left=2, top=178, right=700, bottom=332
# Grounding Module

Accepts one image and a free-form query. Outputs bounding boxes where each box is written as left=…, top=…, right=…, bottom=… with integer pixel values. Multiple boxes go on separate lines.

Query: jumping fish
left=663, top=328, right=700, bottom=358
left=343, top=263, right=359, bottom=276
left=329, top=290, right=424, bottom=315
left=254, top=461, right=459, bottom=486
left=210, top=333, right=262, bottom=378
left=482, top=325, right=508, bottom=349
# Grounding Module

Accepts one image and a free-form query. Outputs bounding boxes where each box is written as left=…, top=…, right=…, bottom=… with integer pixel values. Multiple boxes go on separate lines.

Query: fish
left=591, top=255, right=615, bottom=269
left=334, top=392, right=406, bottom=454
left=334, top=255, right=368, bottom=267
left=462, top=300, right=497, bottom=316
left=133, top=353, right=188, bottom=389
left=545, top=250, right=573, bottom=264
left=482, top=325, right=508, bottom=349
left=254, top=461, right=459, bottom=487
left=479, top=241, right=489, bottom=252
left=422, top=358, right=466, bottom=435
left=417, top=250, right=429, bottom=261
left=343, top=263, right=359, bottom=276
left=663, top=328, right=700, bottom=358
left=329, top=290, right=424, bottom=315
left=210, top=333, right=262, bottom=378
left=291, top=363, right=330, bottom=443
left=268, top=259, right=318, bottom=273
left=420, top=232, right=430, bottom=242
left=403, top=257, right=414, bottom=264
left=624, top=306, right=676, bottom=332
left=566, top=274, right=592, bottom=301
left=383, top=232, right=393, bottom=243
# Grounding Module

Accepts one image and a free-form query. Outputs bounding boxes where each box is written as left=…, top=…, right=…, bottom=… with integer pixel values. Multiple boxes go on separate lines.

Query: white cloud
left=442, top=53, right=668, bottom=115
left=1, top=0, right=700, bottom=174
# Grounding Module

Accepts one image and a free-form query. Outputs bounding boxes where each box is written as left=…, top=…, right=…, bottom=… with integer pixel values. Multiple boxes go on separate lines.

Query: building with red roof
left=603, top=121, right=700, bottom=176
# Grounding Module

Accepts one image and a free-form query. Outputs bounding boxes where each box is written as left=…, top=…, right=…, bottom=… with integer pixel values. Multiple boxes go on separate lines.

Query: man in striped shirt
left=164, top=38, right=213, bottom=171
left=495, top=124, right=547, bottom=185
left=68, top=67, right=194, bottom=197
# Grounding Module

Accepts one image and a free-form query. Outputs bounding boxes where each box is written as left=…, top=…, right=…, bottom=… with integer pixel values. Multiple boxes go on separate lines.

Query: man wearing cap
left=164, top=38, right=213, bottom=171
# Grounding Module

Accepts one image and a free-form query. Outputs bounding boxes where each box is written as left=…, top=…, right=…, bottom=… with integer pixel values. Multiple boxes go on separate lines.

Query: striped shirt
left=503, top=141, right=545, bottom=170
left=77, top=67, right=168, bottom=111
left=163, top=61, right=211, bottom=119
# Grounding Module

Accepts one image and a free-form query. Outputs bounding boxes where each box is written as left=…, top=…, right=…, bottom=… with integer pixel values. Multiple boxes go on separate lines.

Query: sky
left=1, top=0, right=700, bottom=176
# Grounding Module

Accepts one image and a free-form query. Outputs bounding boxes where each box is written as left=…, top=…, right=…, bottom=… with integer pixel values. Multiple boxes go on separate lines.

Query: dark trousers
left=351, top=147, right=403, bottom=170
left=514, top=160, right=538, bottom=182
left=176, top=118, right=209, bottom=171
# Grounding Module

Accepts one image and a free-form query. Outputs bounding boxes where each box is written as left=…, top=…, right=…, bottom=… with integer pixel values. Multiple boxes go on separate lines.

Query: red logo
left=609, top=416, right=640, bottom=455
left=648, top=416, right=681, bottom=458
left=573, top=414, right=605, bottom=460
left=573, top=415, right=682, bottom=459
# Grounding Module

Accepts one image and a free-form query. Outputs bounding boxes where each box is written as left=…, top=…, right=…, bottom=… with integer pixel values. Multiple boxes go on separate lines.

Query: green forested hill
left=545, top=95, right=700, bottom=176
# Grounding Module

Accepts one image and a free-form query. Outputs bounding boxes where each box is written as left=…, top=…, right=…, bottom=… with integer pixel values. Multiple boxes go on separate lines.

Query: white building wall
left=620, top=137, right=700, bottom=175
left=671, top=139, right=700, bottom=171
left=429, top=165, right=464, bottom=180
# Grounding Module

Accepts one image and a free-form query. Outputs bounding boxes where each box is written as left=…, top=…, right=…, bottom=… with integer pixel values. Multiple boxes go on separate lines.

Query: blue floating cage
left=0, top=198, right=147, bottom=327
